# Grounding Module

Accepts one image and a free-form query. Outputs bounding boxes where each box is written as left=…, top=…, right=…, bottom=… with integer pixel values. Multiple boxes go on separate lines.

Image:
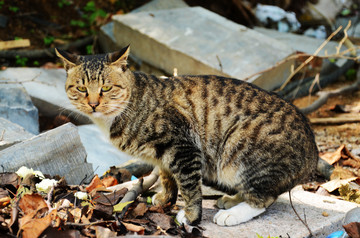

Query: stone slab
left=184, top=186, right=358, bottom=237
left=0, top=123, right=93, bottom=185
left=255, top=27, right=348, bottom=58
left=0, top=68, right=90, bottom=124
left=0, top=117, right=34, bottom=150
left=112, top=7, right=295, bottom=90
left=78, top=125, right=133, bottom=176
left=0, top=83, right=39, bottom=134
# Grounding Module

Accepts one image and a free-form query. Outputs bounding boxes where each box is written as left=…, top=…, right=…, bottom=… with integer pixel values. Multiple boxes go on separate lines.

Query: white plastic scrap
left=16, top=166, right=45, bottom=179
left=36, top=179, right=58, bottom=193
left=74, top=191, right=88, bottom=200
left=255, top=4, right=301, bottom=32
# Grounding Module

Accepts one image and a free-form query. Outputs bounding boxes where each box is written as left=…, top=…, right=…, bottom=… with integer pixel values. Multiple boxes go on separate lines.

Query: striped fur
left=56, top=46, right=318, bottom=225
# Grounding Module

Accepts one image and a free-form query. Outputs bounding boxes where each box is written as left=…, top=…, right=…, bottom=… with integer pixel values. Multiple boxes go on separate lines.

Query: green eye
left=101, top=86, right=112, bottom=92
left=77, top=86, right=87, bottom=92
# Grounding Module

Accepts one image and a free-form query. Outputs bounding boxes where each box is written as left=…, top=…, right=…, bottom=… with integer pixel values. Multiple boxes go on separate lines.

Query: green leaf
left=86, top=45, right=93, bottom=55
left=43, top=36, right=55, bottom=46
left=84, top=1, right=96, bottom=12
left=146, top=196, right=152, bottom=205
left=113, top=200, right=133, bottom=213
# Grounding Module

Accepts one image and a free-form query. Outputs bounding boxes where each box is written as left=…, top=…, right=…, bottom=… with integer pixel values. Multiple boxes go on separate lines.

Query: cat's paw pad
left=213, top=202, right=265, bottom=226
left=176, top=210, right=188, bottom=225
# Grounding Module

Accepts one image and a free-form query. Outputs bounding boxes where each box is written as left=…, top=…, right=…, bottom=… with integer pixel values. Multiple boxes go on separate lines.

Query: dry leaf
left=330, top=165, right=356, bottom=180
left=86, top=175, right=105, bottom=193
left=19, top=194, right=48, bottom=215
left=320, top=144, right=360, bottom=168
left=147, top=212, right=174, bottom=231
left=122, top=221, right=145, bottom=235
left=20, top=210, right=57, bottom=238
left=0, top=172, right=20, bottom=187
left=339, top=184, right=360, bottom=204
left=95, top=226, right=117, bottom=238
left=343, top=222, right=360, bottom=238
left=321, top=177, right=359, bottom=193
left=101, top=176, right=118, bottom=188
left=131, top=202, right=148, bottom=218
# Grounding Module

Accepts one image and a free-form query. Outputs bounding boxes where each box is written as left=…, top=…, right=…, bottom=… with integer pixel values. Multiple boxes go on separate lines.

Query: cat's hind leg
left=213, top=202, right=265, bottom=226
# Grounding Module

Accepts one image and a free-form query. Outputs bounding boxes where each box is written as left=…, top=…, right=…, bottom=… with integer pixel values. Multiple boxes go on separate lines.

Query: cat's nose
left=89, top=102, right=99, bottom=111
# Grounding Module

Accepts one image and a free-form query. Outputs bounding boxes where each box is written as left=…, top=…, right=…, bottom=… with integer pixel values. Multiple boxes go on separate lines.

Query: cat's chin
left=90, top=112, right=105, bottom=118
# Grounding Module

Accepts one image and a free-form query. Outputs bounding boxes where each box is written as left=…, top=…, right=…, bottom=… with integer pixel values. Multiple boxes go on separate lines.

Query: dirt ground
left=293, top=77, right=360, bottom=154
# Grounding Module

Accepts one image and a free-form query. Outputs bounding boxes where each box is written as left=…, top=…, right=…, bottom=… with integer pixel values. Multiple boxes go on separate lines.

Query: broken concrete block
left=78, top=124, right=133, bottom=175
left=0, top=117, right=34, bottom=150
left=255, top=27, right=346, bottom=57
left=0, top=68, right=90, bottom=124
left=0, top=84, right=39, bottom=134
left=112, top=7, right=295, bottom=90
left=0, top=123, right=93, bottom=185
left=196, top=186, right=358, bottom=237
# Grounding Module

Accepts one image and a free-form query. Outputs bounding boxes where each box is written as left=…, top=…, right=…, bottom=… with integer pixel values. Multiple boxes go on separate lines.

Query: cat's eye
left=101, top=86, right=112, bottom=92
left=77, top=86, right=87, bottom=92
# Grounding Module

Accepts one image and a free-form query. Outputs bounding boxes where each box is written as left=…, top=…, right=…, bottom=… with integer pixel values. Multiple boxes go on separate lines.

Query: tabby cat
left=56, top=46, right=318, bottom=226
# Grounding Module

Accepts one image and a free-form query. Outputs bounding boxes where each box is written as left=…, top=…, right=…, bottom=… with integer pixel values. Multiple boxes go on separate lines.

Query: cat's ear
left=55, top=48, right=78, bottom=71
left=108, top=45, right=130, bottom=69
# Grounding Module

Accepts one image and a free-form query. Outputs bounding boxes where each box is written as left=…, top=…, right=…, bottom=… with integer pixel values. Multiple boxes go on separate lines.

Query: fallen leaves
left=0, top=167, right=188, bottom=237
left=309, top=144, right=360, bottom=206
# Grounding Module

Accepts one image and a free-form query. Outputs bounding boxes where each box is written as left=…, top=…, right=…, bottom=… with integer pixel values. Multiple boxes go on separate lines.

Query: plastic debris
left=255, top=4, right=301, bottom=32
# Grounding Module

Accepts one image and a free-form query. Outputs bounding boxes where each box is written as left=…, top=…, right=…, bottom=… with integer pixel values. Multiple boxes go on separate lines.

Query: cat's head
left=55, top=46, right=131, bottom=119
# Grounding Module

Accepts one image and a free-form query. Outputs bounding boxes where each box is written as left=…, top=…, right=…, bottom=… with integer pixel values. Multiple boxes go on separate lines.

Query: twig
left=278, top=26, right=343, bottom=91
left=65, top=220, right=116, bottom=227
left=288, top=191, right=313, bottom=237
left=300, top=70, right=360, bottom=115
left=115, top=167, right=159, bottom=219
left=216, top=55, right=223, bottom=72
left=0, top=36, right=94, bottom=59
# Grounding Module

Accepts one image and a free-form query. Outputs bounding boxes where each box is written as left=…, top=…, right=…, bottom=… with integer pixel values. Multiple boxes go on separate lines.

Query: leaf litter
left=0, top=167, right=198, bottom=237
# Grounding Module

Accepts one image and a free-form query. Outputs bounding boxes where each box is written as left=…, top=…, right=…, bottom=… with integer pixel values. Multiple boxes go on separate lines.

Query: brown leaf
left=93, top=187, right=128, bottom=205
left=343, top=222, right=360, bottom=238
left=147, top=212, right=174, bottom=231
left=330, top=165, right=356, bottom=180
left=130, top=202, right=148, bottom=218
left=95, top=226, right=117, bottom=238
left=101, top=176, right=118, bottom=188
left=148, top=204, right=165, bottom=213
left=123, top=218, right=150, bottom=225
left=320, top=144, right=360, bottom=168
left=19, top=194, right=48, bottom=215
left=20, top=210, right=57, bottom=238
left=0, top=172, right=20, bottom=187
left=86, top=175, right=105, bottom=193
left=122, top=221, right=145, bottom=235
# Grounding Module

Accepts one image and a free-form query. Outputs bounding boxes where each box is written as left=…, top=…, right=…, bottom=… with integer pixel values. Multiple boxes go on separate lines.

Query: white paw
left=151, top=194, right=158, bottom=205
left=213, top=202, right=265, bottom=226
left=176, top=209, right=188, bottom=225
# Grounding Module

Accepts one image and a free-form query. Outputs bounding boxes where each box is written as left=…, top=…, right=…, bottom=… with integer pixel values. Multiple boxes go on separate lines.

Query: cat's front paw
left=213, top=202, right=265, bottom=226
left=176, top=209, right=188, bottom=225
left=152, top=192, right=171, bottom=206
